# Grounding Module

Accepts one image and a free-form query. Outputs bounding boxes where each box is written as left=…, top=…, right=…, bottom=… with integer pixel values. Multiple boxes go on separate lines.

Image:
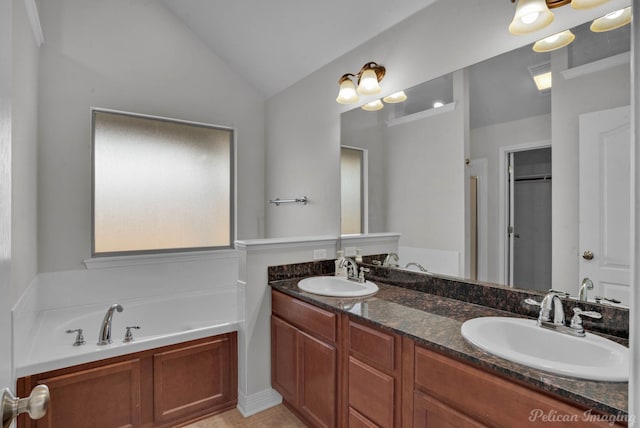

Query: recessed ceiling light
left=433, top=100, right=445, bottom=108
left=533, top=71, right=552, bottom=91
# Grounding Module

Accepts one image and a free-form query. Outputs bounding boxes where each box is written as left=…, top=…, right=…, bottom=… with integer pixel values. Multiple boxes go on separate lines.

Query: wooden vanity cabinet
left=270, top=291, right=626, bottom=427
left=17, top=333, right=237, bottom=428
left=271, top=290, right=338, bottom=428
left=409, top=343, right=625, bottom=428
left=343, top=318, right=402, bottom=428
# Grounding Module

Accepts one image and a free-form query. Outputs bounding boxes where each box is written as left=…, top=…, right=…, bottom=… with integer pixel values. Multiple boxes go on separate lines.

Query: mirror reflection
left=340, top=21, right=631, bottom=305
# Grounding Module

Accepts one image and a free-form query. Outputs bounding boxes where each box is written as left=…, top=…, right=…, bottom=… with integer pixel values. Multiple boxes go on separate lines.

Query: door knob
left=1, top=385, right=49, bottom=428
left=582, top=250, right=594, bottom=260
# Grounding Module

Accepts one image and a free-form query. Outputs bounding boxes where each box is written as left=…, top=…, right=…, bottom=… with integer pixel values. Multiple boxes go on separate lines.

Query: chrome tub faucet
left=97, top=303, right=123, bottom=345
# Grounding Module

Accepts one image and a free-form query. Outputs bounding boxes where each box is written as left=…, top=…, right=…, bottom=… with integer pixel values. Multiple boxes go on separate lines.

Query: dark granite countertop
left=269, top=277, right=628, bottom=419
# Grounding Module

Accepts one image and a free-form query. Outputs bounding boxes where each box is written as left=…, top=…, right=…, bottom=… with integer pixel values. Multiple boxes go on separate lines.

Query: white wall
left=37, top=0, right=266, bottom=273
left=630, top=1, right=639, bottom=419
left=0, top=0, right=13, bottom=392
left=264, top=0, right=629, bottom=238
left=11, top=0, right=39, bottom=304
left=470, top=114, right=551, bottom=284
left=384, top=103, right=466, bottom=274
left=341, top=109, right=385, bottom=233
left=552, top=49, right=631, bottom=294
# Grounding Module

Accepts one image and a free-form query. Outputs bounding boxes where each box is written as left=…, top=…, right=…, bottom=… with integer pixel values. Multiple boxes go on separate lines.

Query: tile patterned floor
left=182, top=405, right=306, bottom=428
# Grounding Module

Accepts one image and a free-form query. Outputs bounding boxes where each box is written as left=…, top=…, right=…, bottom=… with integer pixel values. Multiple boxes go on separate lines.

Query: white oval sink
left=297, top=276, right=378, bottom=297
left=461, top=317, right=628, bottom=381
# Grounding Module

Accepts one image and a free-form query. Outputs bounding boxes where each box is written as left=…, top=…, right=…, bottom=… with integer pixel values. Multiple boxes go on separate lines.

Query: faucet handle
left=524, top=298, right=541, bottom=307
left=123, top=326, right=140, bottom=343
left=358, top=267, right=370, bottom=283
left=570, top=307, right=602, bottom=335
left=66, top=329, right=85, bottom=346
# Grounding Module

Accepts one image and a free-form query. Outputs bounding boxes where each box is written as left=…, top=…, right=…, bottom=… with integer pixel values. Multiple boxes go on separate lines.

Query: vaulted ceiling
left=161, top=0, right=439, bottom=99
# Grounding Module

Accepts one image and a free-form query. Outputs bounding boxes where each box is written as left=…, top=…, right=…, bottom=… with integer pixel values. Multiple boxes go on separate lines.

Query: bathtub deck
left=15, top=289, right=239, bottom=377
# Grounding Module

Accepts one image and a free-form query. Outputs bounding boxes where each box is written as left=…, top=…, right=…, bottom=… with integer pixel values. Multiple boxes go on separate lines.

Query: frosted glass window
left=92, top=110, right=234, bottom=255
left=341, top=147, right=364, bottom=235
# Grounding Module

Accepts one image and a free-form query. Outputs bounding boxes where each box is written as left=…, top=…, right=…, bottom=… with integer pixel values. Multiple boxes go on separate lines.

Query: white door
left=579, top=106, right=631, bottom=304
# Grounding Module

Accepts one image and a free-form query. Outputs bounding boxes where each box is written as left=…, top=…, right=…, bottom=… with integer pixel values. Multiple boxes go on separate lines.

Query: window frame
left=90, top=107, right=236, bottom=258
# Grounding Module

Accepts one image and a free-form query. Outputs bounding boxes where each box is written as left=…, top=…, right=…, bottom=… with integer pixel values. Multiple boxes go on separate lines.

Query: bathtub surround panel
left=37, top=252, right=239, bottom=311
left=12, top=252, right=240, bottom=377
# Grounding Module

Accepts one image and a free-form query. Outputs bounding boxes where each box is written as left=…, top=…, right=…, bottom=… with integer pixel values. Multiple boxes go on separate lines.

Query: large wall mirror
left=341, top=19, right=631, bottom=306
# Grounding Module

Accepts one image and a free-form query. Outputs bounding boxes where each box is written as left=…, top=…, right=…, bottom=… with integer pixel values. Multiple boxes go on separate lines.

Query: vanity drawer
left=348, top=356, right=395, bottom=428
left=348, top=319, right=396, bottom=371
left=271, top=290, right=337, bottom=344
left=414, top=346, right=620, bottom=428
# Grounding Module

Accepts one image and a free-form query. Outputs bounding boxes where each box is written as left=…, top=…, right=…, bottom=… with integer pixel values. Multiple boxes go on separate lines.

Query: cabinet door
left=33, top=360, right=141, bottom=428
left=348, top=357, right=394, bottom=428
left=271, top=315, right=299, bottom=406
left=153, top=336, right=235, bottom=424
left=414, top=390, right=486, bottom=428
left=299, top=330, right=337, bottom=428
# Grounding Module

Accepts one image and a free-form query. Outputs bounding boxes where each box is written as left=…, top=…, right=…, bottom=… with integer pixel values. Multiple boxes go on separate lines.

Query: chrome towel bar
left=269, top=196, right=308, bottom=206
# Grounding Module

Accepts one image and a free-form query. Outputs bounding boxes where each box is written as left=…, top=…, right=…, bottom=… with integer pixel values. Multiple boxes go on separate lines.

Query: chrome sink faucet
left=541, top=292, right=565, bottom=325
left=525, top=292, right=602, bottom=337
left=339, top=257, right=359, bottom=281
left=383, top=252, right=399, bottom=268
left=525, top=291, right=565, bottom=326
left=97, top=303, right=123, bottom=345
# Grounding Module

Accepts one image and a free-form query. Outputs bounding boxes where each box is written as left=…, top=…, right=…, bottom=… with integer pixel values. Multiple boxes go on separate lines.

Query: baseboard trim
left=237, top=388, right=282, bottom=417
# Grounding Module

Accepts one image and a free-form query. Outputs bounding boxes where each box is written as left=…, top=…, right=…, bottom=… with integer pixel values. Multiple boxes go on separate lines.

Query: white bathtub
left=15, top=289, right=239, bottom=377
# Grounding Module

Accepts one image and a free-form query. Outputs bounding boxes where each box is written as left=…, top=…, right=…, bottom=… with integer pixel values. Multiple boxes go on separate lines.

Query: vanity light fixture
left=382, top=91, right=408, bottom=103
left=532, top=29, right=576, bottom=52
left=509, top=0, right=618, bottom=35
left=361, top=99, right=384, bottom=111
left=336, top=62, right=386, bottom=104
left=508, top=0, right=555, bottom=35
left=590, top=7, right=632, bottom=32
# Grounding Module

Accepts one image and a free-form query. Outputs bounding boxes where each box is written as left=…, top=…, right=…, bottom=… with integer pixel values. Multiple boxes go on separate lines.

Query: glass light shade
left=361, top=99, right=384, bottom=111
left=336, top=78, right=359, bottom=104
left=532, top=30, right=576, bottom=52
left=357, top=69, right=382, bottom=95
left=571, top=0, right=610, bottom=9
left=382, top=91, right=407, bottom=103
left=509, top=0, right=554, bottom=35
left=590, top=7, right=631, bottom=32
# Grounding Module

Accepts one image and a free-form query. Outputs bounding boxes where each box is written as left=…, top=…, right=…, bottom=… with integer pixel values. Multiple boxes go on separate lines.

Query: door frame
left=467, top=158, right=488, bottom=281
left=498, top=140, right=551, bottom=286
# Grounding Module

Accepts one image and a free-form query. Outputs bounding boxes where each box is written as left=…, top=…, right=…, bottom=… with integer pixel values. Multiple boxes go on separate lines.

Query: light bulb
left=521, top=12, right=540, bottom=24
left=357, top=69, right=382, bottom=95
left=336, top=78, right=359, bottom=104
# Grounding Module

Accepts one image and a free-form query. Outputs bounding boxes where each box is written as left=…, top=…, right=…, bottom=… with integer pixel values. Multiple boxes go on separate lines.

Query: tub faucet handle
left=123, top=326, right=140, bottom=343
left=65, top=329, right=85, bottom=346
